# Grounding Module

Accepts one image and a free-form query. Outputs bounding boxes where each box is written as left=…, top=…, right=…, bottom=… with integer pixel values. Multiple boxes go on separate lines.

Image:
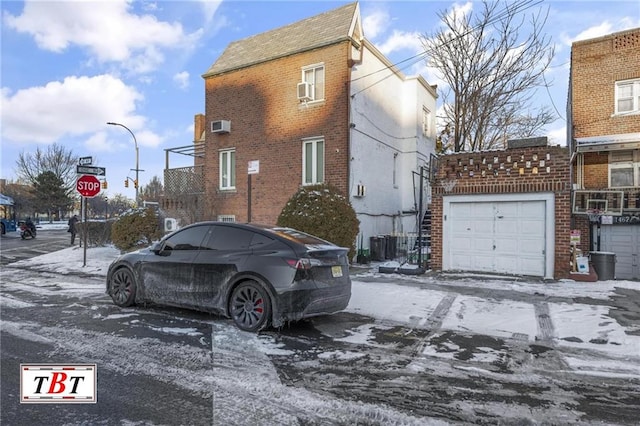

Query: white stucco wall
left=349, top=41, right=437, bottom=253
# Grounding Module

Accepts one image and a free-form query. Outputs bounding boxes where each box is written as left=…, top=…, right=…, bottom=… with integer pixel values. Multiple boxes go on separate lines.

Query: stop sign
left=77, top=174, right=101, bottom=197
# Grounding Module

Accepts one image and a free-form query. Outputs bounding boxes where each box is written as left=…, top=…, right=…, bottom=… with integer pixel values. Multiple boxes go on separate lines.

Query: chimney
left=194, top=114, right=206, bottom=141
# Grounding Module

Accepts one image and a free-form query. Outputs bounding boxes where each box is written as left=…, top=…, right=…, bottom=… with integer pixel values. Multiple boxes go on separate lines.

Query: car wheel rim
left=112, top=270, right=132, bottom=304
left=232, top=286, right=264, bottom=329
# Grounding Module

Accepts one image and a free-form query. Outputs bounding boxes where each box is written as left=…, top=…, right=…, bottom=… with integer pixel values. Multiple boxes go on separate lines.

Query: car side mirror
left=151, top=242, right=167, bottom=256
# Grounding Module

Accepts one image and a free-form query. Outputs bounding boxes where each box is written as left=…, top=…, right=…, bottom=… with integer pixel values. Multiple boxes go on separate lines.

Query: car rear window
left=268, top=227, right=333, bottom=246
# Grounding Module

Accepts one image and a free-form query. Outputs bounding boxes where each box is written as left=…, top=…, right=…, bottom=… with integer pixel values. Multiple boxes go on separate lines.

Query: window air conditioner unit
left=297, top=82, right=313, bottom=101
left=211, top=120, right=231, bottom=133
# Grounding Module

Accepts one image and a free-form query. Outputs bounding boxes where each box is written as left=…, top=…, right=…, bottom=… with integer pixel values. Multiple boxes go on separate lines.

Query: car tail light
left=285, top=258, right=321, bottom=270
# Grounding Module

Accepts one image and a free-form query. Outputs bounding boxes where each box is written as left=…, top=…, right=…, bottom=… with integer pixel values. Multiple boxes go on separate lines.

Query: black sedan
left=106, top=222, right=352, bottom=331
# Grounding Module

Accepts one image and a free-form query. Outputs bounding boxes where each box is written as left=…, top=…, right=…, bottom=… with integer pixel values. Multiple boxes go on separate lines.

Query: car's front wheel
left=108, top=267, right=137, bottom=307
left=230, top=281, right=271, bottom=332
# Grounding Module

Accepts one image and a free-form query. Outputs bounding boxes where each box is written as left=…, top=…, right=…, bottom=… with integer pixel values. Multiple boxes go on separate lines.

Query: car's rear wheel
left=109, top=267, right=136, bottom=307
left=230, top=281, right=271, bottom=332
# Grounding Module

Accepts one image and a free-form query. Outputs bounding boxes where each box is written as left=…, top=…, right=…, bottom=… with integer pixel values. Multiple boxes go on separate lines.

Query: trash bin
left=370, top=236, right=386, bottom=262
left=385, top=235, right=398, bottom=259
left=590, top=251, right=615, bottom=280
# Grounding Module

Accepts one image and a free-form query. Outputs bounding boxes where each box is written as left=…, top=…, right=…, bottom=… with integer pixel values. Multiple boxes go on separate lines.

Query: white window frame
left=422, top=106, right=431, bottom=136
left=614, top=79, right=640, bottom=115
left=609, top=150, right=640, bottom=188
left=219, top=149, right=236, bottom=190
left=301, top=63, right=325, bottom=102
left=302, top=138, right=324, bottom=185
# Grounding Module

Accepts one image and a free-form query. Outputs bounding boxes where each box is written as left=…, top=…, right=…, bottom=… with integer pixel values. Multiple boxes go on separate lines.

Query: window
left=615, top=79, right=640, bottom=114
left=302, top=138, right=324, bottom=185
left=609, top=150, right=640, bottom=187
left=217, top=215, right=236, bottom=223
left=302, top=64, right=325, bottom=101
left=422, top=107, right=431, bottom=136
left=203, top=226, right=255, bottom=250
left=219, top=149, right=236, bottom=190
left=163, top=225, right=210, bottom=251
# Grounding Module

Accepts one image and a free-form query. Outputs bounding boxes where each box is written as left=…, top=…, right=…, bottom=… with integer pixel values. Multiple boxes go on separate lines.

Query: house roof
left=203, top=2, right=361, bottom=78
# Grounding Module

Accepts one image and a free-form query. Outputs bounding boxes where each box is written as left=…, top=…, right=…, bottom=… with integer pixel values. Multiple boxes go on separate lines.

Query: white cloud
left=362, top=9, right=390, bottom=40
left=547, top=125, right=567, bottom=147
left=173, top=71, right=190, bottom=90
left=3, top=0, right=200, bottom=74
left=85, top=132, right=113, bottom=153
left=375, top=29, right=423, bottom=57
left=1, top=74, right=144, bottom=145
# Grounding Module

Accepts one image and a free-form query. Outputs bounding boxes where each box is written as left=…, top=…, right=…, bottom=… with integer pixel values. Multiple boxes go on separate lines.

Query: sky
left=1, top=0, right=639, bottom=202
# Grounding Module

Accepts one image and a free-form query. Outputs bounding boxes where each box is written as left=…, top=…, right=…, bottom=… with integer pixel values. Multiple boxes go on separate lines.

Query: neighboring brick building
left=162, top=2, right=438, bottom=253
left=568, top=27, right=640, bottom=280
left=430, top=139, right=571, bottom=279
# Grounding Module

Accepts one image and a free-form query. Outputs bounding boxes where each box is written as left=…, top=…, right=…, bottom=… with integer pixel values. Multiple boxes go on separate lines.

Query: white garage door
left=600, top=224, right=640, bottom=280
left=446, top=200, right=547, bottom=277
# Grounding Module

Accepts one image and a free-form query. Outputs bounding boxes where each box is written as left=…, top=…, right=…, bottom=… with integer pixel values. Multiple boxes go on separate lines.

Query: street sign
left=79, top=156, right=93, bottom=166
left=76, top=165, right=106, bottom=176
left=248, top=160, right=259, bottom=174
left=76, top=175, right=101, bottom=197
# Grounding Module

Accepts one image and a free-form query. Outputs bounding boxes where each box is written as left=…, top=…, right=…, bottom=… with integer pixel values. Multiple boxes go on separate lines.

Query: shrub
left=277, top=183, right=360, bottom=261
left=76, top=220, right=113, bottom=247
left=111, top=207, right=163, bottom=252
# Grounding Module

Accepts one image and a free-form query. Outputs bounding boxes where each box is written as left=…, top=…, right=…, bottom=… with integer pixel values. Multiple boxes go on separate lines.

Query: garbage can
left=370, top=236, right=386, bottom=262
left=590, top=251, right=615, bottom=280
left=385, top=235, right=398, bottom=259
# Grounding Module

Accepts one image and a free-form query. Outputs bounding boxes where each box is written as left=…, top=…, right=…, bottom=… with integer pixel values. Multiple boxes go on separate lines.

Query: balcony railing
left=164, top=165, right=204, bottom=195
left=573, top=188, right=640, bottom=213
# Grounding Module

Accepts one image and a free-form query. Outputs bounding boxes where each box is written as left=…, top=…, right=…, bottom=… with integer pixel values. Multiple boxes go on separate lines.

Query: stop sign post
left=77, top=174, right=101, bottom=198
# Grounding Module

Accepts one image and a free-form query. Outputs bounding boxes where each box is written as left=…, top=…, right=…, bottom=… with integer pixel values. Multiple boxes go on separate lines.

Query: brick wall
left=431, top=145, right=572, bottom=279
left=202, top=42, right=351, bottom=223
left=571, top=28, right=640, bottom=139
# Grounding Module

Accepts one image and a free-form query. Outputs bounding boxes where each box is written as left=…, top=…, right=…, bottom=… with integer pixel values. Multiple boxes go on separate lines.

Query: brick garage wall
left=202, top=43, right=351, bottom=223
left=431, top=146, right=572, bottom=279
left=571, top=28, right=640, bottom=139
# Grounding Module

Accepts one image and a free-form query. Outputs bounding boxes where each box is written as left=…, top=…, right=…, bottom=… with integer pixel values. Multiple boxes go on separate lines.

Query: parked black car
left=106, top=222, right=352, bottom=331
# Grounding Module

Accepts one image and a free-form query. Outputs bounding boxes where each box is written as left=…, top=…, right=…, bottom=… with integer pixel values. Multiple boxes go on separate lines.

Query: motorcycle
left=20, top=223, right=37, bottom=239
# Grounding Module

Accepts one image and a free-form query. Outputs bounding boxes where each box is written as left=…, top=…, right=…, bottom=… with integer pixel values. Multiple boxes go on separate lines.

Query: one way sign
left=76, top=165, right=106, bottom=176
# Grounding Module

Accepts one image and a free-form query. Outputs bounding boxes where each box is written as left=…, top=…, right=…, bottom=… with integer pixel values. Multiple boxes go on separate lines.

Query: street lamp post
left=107, top=122, right=140, bottom=206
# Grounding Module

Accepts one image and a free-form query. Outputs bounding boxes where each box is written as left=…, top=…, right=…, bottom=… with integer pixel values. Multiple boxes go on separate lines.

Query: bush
left=111, top=207, right=163, bottom=252
left=277, top=183, right=359, bottom=261
left=76, top=220, right=113, bottom=247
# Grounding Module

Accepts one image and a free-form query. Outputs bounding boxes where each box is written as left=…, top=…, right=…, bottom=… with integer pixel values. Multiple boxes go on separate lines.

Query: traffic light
left=124, top=179, right=129, bottom=188
left=102, top=181, right=108, bottom=189
left=134, top=180, right=138, bottom=189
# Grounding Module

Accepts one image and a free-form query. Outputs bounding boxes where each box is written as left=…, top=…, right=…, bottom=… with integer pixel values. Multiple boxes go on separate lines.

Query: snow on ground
left=5, top=223, right=640, bottom=379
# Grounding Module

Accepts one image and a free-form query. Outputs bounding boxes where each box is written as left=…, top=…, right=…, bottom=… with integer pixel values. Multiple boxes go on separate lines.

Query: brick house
left=568, top=27, right=640, bottom=280
left=430, top=139, right=571, bottom=280
left=162, top=2, right=438, bottom=255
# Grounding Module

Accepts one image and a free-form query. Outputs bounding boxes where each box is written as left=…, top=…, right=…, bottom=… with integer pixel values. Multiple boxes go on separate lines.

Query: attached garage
left=442, top=193, right=555, bottom=278
left=600, top=223, right=640, bottom=280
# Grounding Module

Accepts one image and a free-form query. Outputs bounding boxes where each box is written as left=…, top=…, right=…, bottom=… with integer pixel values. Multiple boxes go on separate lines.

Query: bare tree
left=15, top=143, right=79, bottom=194
left=422, top=0, right=556, bottom=152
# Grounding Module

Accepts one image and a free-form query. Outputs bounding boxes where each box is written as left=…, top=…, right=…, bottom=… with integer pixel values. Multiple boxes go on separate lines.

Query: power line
left=351, top=0, right=544, bottom=96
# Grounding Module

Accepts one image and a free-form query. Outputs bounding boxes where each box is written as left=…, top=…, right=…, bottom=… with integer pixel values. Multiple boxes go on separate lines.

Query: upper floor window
left=219, top=149, right=236, bottom=190
left=302, top=64, right=325, bottom=102
left=422, top=107, right=431, bottom=136
left=609, top=150, right=639, bottom=188
left=615, top=79, right=640, bottom=114
left=302, top=138, right=324, bottom=185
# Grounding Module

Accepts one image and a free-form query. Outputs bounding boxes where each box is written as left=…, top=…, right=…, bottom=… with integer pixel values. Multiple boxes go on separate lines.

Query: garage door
left=446, top=200, right=547, bottom=276
left=600, top=224, right=640, bottom=280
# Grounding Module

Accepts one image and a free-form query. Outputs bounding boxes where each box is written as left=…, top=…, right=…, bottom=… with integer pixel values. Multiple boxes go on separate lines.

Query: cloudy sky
left=1, top=0, right=639, bottom=200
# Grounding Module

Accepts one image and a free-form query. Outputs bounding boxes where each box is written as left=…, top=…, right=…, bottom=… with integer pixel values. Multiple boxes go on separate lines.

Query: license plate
left=331, top=265, right=343, bottom=278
